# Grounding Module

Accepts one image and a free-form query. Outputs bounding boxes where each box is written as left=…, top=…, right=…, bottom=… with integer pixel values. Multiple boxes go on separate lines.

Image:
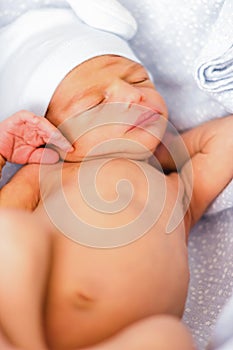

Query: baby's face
left=47, top=55, right=168, bottom=161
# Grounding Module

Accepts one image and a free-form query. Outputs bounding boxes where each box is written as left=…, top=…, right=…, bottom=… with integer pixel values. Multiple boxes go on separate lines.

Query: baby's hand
left=0, top=110, right=73, bottom=164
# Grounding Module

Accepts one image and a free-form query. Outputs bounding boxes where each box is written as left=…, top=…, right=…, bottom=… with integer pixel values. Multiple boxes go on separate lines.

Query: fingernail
left=31, top=116, right=39, bottom=124
left=61, top=142, right=74, bottom=152
left=67, top=145, right=74, bottom=152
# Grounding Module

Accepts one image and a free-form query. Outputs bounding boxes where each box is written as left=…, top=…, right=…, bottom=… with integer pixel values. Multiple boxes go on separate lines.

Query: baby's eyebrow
left=123, top=62, right=147, bottom=78
left=62, top=85, right=100, bottom=113
left=102, top=55, right=122, bottom=68
left=78, top=85, right=100, bottom=99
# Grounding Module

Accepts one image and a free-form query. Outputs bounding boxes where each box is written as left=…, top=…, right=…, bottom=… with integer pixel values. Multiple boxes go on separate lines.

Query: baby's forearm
left=155, top=116, right=233, bottom=225
left=156, top=116, right=233, bottom=170
left=0, top=164, right=40, bottom=210
left=181, top=116, right=233, bottom=224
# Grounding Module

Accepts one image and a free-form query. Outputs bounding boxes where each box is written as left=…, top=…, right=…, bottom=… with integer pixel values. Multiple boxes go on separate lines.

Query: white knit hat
left=67, top=0, right=137, bottom=40
left=0, top=6, right=140, bottom=120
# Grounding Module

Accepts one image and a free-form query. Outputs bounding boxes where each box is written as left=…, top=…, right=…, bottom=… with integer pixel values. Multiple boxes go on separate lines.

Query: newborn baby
left=0, top=54, right=232, bottom=350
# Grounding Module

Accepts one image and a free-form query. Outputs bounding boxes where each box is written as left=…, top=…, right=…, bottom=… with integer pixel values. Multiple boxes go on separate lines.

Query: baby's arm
left=0, top=109, right=73, bottom=209
left=156, top=116, right=233, bottom=226
left=0, top=154, right=39, bottom=210
left=180, top=116, right=232, bottom=225
left=0, top=164, right=40, bottom=210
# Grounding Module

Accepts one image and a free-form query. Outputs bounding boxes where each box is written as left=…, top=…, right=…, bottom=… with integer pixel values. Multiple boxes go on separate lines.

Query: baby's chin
left=60, top=138, right=159, bottom=163
left=60, top=148, right=154, bottom=163
left=62, top=152, right=152, bottom=163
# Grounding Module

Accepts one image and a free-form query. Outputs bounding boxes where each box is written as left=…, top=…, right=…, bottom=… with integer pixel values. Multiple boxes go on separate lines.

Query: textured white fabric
left=208, top=293, right=233, bottom=350
left=0, top=0, right=137, bottom=39
left=0, top=0, right=68, bottom=27
left=67, top=0, right=137, bottom=39
left=194, top=0, right=233, bottom=113
left=183, top=208, right=233, bottom=349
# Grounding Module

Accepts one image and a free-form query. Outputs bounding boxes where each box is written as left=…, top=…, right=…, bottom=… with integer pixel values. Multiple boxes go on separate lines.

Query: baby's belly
left=45, top=226, right=189, bottom=350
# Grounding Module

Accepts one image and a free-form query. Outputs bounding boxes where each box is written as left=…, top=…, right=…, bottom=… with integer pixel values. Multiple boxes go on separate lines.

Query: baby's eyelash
left=87, top=98, right=105, bottom=111
left=131, top=77, right=149, bottom=84
left=95, top=98, right=105, bottom=106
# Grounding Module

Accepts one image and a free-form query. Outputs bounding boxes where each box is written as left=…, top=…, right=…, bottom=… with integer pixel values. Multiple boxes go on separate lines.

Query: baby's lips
left=127, top=110, right=161, bottom=132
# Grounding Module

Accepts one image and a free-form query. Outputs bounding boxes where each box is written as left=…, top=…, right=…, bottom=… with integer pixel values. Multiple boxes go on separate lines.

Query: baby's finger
left=28, top=148, right=60, bottom=164
left=9, top=110, right=36, bottom=124
left=33, top=117, right=74, bottom=152
left=48, top=130, right=74, bottom=152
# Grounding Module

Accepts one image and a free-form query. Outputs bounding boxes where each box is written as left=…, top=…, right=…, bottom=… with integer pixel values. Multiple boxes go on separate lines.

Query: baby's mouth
left=126, top=110, right=161, bottom=132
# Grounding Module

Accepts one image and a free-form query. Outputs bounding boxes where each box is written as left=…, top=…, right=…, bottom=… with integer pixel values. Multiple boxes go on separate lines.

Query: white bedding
left=184, top=208, right=233, bottom=350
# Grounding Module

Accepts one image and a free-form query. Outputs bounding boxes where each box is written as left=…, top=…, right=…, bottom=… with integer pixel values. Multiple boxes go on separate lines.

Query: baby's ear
left=67, top=0, right=137, bottom=39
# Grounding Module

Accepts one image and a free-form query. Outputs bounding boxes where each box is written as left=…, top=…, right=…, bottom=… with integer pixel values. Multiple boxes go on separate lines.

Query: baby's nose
left=105, top=80, right=145, bottom=105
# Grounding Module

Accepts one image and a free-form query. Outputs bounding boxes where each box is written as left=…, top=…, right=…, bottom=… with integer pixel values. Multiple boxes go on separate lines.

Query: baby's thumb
left=28, top=148, right=59, bottom=164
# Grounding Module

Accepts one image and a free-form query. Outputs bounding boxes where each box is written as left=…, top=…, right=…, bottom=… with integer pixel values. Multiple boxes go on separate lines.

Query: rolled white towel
left=197, top=47, right=233, bottom=93
left=195, top=0, right=233, bottom=113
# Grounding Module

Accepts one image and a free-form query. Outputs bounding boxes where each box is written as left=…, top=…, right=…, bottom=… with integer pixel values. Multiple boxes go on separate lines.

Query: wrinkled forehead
left=79, top=54, right=150, bottom=78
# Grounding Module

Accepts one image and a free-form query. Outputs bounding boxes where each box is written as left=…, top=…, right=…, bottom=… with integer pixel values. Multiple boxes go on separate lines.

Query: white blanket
left=183, top=208, right=233, bottom=350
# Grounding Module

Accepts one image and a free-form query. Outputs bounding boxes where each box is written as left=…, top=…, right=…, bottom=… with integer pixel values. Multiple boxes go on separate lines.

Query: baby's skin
left=2, top=115, right=232, bottom=350
left=0, top=56, right=232, bottom=350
